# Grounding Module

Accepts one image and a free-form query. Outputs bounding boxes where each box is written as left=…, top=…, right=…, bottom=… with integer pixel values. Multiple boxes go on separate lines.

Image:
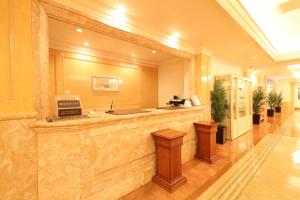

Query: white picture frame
left=92, top=76, right=120, bottom=92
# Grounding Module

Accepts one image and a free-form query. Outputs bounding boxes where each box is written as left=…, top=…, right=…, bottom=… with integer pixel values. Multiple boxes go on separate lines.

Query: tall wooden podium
left=152, top=129, right=187, bottom=192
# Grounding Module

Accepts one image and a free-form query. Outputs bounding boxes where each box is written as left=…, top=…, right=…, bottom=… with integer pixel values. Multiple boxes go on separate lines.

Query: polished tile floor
left=121, top=110, right=295, bottom=200
left=199, top=111, right=300, bottom=200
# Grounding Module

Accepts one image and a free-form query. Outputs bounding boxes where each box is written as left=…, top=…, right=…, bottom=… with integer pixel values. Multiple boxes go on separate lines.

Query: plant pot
left=253, top=114, right=261, bottom=124
left=267, top=109, right=274, bottom=117
left=216, top=125, right=226, bottom=144
left=275, top=106, right=281, bottom=113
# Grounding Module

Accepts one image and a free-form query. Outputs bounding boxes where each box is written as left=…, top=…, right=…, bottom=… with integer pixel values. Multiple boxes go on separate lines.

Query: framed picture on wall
left=92, top=76, right=120, bottom=92
left=298, top=87, right=300, bottom=100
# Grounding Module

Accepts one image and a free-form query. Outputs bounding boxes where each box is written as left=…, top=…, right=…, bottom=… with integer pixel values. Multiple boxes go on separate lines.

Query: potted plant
left=211, top=80, right=229, bottom=144
left=266, top=91, right=277, bottom=117
left=252, top=87, right=265, bottom=124
left=275, top=92, right=283, bottom=113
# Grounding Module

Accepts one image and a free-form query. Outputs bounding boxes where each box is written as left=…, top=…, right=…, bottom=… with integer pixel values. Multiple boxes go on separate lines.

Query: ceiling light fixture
left=76, top=28, right=83, bottom=33
left=106, top=5, right=128, bottom=31
left=164, top=32, right=181, bottom=48
left=152, top=50, right=156, bottom=54
left=84, top=41, right=89, bottom=46
left=252, top=56, right=257, bottom=59
left=131, top=53, right=135, bottom=57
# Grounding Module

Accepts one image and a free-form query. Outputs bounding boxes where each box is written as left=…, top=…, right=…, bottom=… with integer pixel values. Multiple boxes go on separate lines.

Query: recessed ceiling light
left=117, top=5, right=125, bottom=13
left=76, top=28, right=83, bottom=33
left=164, top=32, right=181, bottom=48
left=131, top=53, right=135, bottom=57
left=174, top=32, right=181, bottom=37
left=84, top=41, right=89, bottom=46
left=105, top=5, right=128, bottom=31
left=152, top=50, right=156, bottom=54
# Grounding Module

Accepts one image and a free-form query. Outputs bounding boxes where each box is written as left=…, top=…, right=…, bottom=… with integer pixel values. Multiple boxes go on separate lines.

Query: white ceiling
left=50, top=0, right=278, bottom=67
left=48, top=18, right=177, bottom=66
left=240, top=0, right=300, bottom=56
left=48, top=0, right=300, bottom=79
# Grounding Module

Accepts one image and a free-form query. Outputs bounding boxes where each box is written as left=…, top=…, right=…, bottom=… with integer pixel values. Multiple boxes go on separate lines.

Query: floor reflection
left=122, top=110, right=295, bottom=200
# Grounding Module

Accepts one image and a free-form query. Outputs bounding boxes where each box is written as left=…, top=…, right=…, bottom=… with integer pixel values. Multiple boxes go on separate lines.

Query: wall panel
left=0, top=0, right=12, bottom=99
left=49, top=49, right=158, bottom=111
left=0, top=0, right=34, bottom=113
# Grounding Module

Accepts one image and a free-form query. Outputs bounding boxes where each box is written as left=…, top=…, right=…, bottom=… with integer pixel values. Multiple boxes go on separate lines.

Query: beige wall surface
left=49, top=49, right=158, bottom=112
left=293, top=83, right=300, bottom=108
left=0, top=0, right=34, bottom=113
left=276, top=79, right=291, bottom=102
left=158, top=58, right=185, bottom=107
left=211, top=56, right=243, bottom=79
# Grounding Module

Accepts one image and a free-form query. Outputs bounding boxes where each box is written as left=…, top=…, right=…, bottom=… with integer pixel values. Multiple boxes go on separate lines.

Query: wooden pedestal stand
left=152, top=129, right=187, bottom=192
left=193, top=121, right=218, bottom=163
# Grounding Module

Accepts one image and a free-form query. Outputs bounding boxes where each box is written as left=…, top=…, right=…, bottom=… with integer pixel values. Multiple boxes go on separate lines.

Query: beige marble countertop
left=31, top=106, right=204, bottom=129
left=0, top=112, right=37, bottom=121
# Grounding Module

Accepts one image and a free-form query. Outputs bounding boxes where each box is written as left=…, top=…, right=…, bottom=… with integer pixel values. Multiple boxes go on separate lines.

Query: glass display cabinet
left=215, top=74, right=253, bottom=140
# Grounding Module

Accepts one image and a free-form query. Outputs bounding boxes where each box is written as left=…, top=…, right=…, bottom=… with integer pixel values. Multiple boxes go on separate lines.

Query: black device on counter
left=168, top=95, right=185, bottom=107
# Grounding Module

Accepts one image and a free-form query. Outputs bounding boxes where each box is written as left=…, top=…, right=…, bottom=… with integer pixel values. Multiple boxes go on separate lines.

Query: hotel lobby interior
left=1, top=0, right=300, bottom=199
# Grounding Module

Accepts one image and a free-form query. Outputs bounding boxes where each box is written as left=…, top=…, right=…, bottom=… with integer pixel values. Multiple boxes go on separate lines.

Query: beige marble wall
left=35, top=105, right=210, bottom=200
left=0, top=119, right=37, bottom=200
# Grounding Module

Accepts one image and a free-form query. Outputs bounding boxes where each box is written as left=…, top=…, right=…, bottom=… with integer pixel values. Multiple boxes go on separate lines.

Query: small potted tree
left=253, top=87, right=265, bottom=124
left=211, top=80, right=229, bottom=144
left=266, top=91, right=276, bottom=117
left=275, top=92, right=283, bottom=113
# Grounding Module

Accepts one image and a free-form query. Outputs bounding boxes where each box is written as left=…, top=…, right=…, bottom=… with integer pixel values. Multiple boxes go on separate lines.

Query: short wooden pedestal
left=152, top=129, right=187, bottom=192
left=194, top=121, right=218, bottom=163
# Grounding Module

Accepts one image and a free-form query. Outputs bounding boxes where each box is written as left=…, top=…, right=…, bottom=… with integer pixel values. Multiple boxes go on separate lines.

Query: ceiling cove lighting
left=164, top=32, right=181, bottom=48
left=106, top=5, right=128, bottom=31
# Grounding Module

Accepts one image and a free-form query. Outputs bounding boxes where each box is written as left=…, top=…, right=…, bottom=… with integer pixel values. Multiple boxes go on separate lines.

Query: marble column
left=194, top=52, right=212, bottom=104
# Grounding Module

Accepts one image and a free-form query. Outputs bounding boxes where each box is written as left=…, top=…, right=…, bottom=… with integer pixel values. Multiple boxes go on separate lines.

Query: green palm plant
left=253, top=87, right=265, bottom=115
left=275, top=92, right=283, bottom=107
left=266, top=90, right=277, bottom=117
left=267, top=91, right=277, bottom=110
left=211, top=80, right=229, bottom=144
left=211, top=80, right=228, bottom=125
left=275, top=92, right=283, bottom=113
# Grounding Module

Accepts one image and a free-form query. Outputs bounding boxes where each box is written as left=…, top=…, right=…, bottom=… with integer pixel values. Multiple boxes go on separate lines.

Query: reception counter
left=32, top=104, right=210, bottom=200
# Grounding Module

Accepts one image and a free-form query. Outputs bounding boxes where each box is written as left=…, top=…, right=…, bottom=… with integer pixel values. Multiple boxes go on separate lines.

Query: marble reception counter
left=31, top=105, right=210, bottom=200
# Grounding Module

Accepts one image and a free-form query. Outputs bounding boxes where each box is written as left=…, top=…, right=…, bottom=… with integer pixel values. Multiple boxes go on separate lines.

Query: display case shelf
left=215, top=74, right=253, bottom=140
